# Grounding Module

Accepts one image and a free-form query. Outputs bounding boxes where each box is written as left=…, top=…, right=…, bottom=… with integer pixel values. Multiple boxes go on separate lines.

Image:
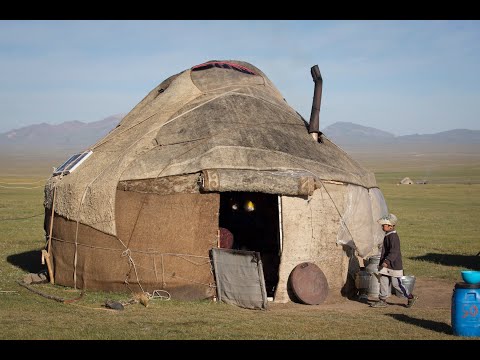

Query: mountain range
left=0, top=114, right=125, bottom=153
left=323, top=122, right=480, bottom=146
left=1, top=115, right=479, bottom=155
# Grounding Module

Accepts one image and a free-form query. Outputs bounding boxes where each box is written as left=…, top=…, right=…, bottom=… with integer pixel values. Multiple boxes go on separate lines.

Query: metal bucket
left=368, top=273, right=394, bottom=298
left=355, top=270, right=370, bottom=290
left=365, top=255, right=381, bottom=275
left=367, top=273, right=381, bottom=298
left=393, top=275, right=416, bottom=297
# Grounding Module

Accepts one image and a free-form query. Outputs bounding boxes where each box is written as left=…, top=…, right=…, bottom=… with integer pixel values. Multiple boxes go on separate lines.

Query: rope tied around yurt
left=159, top=254, right=165, bottom=287
left=317, top=179, right=356, bottom=244
left=69, top=89, right=241, bottom=292
left=169, top=273, right=216, bottom=288
left=50, top=232, right=213, bottom=294
left=119, top=233, right=214, bottom=298
left=92, top=87, right=243, bottom=151
left=68, top=86, right=309, bottom=296
left=122, top=248, right=146, bottom=294
left=274, top=153, right=367, bottom=281
left=317, top=179, right=360, bottom=274
left=151, top=289, right=171, bottom=301
left=111, top=118, right=224, bottom=297
left=121, top=264, right=172, bottom=304
left=122, top=247, right=215, bottom=289
left=284, top=153, right=360, bottom=253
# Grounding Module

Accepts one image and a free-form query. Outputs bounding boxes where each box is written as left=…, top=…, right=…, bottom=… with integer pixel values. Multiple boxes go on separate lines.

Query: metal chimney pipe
left=308, top=65, right=323, bottom=141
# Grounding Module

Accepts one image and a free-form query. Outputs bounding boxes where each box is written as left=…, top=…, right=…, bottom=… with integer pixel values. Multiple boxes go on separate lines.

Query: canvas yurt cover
left=44, top=60, right=388, bottom=304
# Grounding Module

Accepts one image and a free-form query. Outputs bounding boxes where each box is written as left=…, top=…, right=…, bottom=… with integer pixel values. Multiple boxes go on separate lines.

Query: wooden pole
left=46, top=186, right=56, bottom=284
left=17, top=279, right=64, bottom=302
left=17, top=280, right=84, bottom=303
left=42, top=250, right=54, bottom=286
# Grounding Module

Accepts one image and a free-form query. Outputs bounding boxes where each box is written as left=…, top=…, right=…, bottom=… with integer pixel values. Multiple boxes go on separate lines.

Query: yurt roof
left=45, top=60, right=377, bottom=236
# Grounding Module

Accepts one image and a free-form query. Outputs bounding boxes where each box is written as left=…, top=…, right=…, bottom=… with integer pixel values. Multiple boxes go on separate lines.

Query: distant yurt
left=43, top=60, right=388, bottom=305
left=400, top=177, right=414, bottom=185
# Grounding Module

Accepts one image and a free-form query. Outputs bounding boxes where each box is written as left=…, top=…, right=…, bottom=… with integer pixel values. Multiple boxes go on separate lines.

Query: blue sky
left=0, top=20, right=479, bottom=135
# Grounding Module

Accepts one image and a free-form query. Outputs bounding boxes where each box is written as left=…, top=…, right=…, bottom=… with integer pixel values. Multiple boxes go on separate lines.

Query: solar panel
left=53, top=150, right=93, bottom=176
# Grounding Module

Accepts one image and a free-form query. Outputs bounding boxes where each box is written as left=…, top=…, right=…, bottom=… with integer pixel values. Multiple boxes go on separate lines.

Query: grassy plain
left=0, top=151, right=479, bottom=340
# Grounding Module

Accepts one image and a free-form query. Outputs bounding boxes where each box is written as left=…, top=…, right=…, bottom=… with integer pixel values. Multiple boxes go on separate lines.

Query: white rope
left=150, top=249, right=159, bottom=282
left=161, top=254, right=166, bottom=288
left=122, top=248, right=146, bottom=294
left=52, top=233, right=213, bottom=291
left=51, top=236, right=211, bottom=264
left=116, top=237, right=128, bottom=249
left=168, top=255, right=211, bottom=267
left=50, top=236, right=123, bottom=252
left=57, top=84, right=318, bottom=295
left=69, top=88, right=243, bottom=295
left=170, top=273, right=216, bottom=288
left=150, top=289, right=171, bottom=301
left=73, top=187, right=89, bottom=289
left=111, top=101, right=233, bottom=294
left=268, top=152, right=360, bottom=256
left=132, top=249, right=210, bottom=261
left=318, top=179, right=356, bottom=242
left=93, top=87, right=242, bottom=151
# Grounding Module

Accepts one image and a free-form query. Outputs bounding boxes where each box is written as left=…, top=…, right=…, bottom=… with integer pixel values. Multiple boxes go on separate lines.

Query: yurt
left=43, top=60, right=388, bottom=307
left=400, top=177, right=414, bottom=185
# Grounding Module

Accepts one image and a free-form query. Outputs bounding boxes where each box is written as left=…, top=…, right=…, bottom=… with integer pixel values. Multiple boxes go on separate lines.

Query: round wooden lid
left=289, top=262, right=329, bottom=305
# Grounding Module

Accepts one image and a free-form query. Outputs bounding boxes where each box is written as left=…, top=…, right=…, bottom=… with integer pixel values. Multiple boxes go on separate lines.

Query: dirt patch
left=271, top=277, right=456, bottom=310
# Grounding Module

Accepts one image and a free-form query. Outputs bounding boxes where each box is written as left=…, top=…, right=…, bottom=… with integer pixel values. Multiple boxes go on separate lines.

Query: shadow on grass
left=410, top=253, right=480, bottom=270
left=7, top=249, right=47, bottom=273
left=386, top=313, right=452, bottom=335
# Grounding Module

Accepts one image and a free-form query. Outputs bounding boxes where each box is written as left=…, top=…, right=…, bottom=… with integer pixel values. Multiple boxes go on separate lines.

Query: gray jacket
left=379, top=230, right=404, bottom=271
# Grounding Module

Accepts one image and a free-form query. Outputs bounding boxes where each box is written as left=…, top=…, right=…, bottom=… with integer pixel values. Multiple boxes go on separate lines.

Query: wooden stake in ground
left=42, top=250, right=54, bottom=286
left=45, top=186, right=56, bottom=284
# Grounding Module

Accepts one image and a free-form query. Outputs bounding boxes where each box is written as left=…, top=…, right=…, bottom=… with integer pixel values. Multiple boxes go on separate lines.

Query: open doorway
left=219, top=191, right=280, bottom=297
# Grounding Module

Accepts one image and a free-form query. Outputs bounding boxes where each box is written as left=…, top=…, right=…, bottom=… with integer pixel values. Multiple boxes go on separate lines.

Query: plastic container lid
left=455, top=282, right=480, bottom=289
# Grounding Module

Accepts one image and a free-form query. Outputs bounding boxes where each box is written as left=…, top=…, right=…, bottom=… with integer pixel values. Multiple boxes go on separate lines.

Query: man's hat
left=378, top=213, right=398, bottom=226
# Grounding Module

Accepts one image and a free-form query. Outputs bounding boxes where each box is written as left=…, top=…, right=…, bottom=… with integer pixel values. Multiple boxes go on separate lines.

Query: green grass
left=375, top=182, right=479, bottom=279
left=0, top=154, right=479, bottom=340
left=0, top=293, right=456, bottom=340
